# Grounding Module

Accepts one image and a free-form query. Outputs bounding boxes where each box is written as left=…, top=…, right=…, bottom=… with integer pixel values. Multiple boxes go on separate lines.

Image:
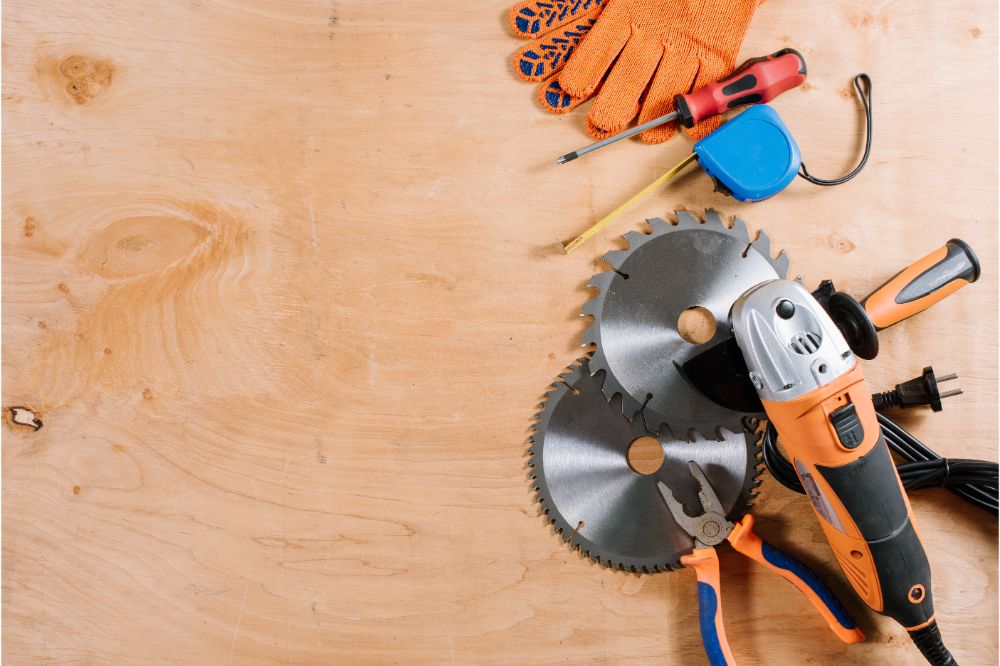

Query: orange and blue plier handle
left=682, top=515, right=865, bottom=666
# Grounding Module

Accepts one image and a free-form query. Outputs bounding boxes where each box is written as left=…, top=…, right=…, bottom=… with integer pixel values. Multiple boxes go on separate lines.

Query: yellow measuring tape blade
left=562, top=152, right=697, bottom=254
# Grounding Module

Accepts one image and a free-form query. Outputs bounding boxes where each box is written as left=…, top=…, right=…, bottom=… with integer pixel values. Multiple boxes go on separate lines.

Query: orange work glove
left=511, top=0, right=761, bottom=143
left=509, top=0, right=607, bottom=114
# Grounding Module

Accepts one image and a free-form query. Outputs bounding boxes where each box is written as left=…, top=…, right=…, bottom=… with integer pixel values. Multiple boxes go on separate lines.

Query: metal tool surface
left=556, top=48, right=807, bottom=165
left=683, top=238, right=983, bottom=411
left=528, top=356, right=760, bottom=572
left=726, top=280, right=954, bottom=664
left=563, top=115, right=800, bottom=252
left=657, top=461, right=865, bottom=665
left=581, top=210, right=789, bottom=439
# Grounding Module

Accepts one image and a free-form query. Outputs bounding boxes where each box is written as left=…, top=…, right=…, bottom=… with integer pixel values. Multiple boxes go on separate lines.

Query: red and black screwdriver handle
left=674, top=48, right=807, bottom=128
left=862, top=238, right=980, bottom=330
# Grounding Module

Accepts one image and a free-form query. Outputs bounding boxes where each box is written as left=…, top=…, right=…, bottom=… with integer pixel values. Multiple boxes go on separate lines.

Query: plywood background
left=3, top=1, right=997, bottom=663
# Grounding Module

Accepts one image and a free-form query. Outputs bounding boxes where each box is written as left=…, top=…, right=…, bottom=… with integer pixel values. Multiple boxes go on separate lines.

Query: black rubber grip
left=726, top=93, right=763, bottom=109
left=674, top=95, right=694, bottom=128
left=721, top=73, right=757, bottom=96
left=817, top=435, right=936, bottom=628
left=909, top=620, right=957, bottom=666
left=895, top=239, right=980, bottom=304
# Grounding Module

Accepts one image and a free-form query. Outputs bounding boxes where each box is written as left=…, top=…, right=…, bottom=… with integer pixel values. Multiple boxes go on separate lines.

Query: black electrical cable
left=762, top=411, right=998, bottom=515
left=798, top=73, right=873, bottom=186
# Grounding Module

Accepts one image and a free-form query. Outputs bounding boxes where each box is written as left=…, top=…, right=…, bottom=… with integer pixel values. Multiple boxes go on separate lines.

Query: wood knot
left=825, top=232, right=856, bottom=254
left=58, top=55, right=114, bottom=104
left=84, top=215, right=209, bottom=280
left=6, top=406, right=43, bottom=431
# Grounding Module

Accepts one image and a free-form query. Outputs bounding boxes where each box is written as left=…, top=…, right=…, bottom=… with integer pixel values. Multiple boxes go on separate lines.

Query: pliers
left=657, top=462, right=865, bottom=666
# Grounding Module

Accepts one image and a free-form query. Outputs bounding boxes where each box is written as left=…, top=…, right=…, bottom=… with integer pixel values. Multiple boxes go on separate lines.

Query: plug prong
left=939, top=388, right=963, bottom=399
left=936, top=373, right=958, bottom=383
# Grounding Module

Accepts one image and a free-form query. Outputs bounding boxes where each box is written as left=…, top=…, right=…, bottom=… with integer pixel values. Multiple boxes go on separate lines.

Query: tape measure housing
left=694, top=104, right=801, bottom=202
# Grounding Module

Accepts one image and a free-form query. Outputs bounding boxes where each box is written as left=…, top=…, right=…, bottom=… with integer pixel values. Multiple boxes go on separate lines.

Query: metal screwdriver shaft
left=554, top=48, right=807, bottom=165
left=556, top=111, right=679, bottom=164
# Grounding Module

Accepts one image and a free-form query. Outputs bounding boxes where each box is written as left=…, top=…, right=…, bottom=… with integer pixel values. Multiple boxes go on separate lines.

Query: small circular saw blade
left=581, top=210, right=790, bottom=440
left=529, top=356, right=761, bottom=573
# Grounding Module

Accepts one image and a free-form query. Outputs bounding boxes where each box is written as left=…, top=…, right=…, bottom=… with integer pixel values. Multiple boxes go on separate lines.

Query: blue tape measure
left=564, top=91, right=874, bottom=253
left=693, top=105, right=801, bottom=202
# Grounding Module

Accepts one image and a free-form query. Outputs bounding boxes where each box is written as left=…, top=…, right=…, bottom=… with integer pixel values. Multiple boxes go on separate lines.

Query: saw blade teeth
left=623, top=229, right=647, bottom=246
left=729, top=215, right=752, bottom=243
left=601, top=249, right=630, bottom=270
left=703, top=209, right=726, bottom=231
left=641, top=408, right=666, bottom=435
left=771, top=250, right=790, bottom=278
left=581, top=273, right=612, bottom=329
left=587, top=347, right=609, bottom=379
left=560, top=358, right=590, bottom=384
left=646, top=217, right=670, bottom=234
left=593, top=363, right=645, bottom=420
left=750, top=232, right=787, bottom=278
left=749, top=230, right=773, bottom=258
left=586, top=270, right=614, bottom=292
left=535, top=274, right=765, bottom=573
left=674, top=210, right=700, bottom=229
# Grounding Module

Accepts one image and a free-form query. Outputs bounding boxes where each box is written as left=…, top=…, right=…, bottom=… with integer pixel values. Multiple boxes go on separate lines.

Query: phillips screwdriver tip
left=556, top=152, right=577, bottom=165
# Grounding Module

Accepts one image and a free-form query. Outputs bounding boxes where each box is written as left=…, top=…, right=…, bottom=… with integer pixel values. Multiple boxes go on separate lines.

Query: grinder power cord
left=530, top=209, right=992, bottom=665
left=677, top=234, right=989, bottom=665
left=762, top=409, right=1000, bottom=515
left=718, top=279, right=957, bottom=665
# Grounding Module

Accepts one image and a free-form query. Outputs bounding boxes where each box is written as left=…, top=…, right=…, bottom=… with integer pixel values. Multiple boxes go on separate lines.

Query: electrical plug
left=872, top=366, right=962, bottom=412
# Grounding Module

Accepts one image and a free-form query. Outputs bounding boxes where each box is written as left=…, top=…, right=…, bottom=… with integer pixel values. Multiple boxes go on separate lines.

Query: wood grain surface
left=3, top=1, right=997, bottom=663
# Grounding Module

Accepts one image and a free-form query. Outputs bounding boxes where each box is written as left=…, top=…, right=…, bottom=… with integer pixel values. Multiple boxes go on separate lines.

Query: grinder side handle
left=862, top=239, right=979, bottom=330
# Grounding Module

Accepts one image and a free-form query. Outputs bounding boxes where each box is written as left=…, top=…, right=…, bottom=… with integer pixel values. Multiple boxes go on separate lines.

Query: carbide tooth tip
left=675, top=210, right=698, bottom=227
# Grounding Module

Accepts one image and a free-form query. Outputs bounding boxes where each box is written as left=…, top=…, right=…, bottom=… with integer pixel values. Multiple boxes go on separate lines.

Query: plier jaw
left=657, top=462, right=866, bottom=665
left=657, top=461, right=734, bottom=549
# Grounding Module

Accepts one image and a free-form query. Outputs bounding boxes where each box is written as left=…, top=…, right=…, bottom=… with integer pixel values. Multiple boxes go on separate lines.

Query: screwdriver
left=563, top=104, right=801, bottom=253
left=556, top=48, right=807, bottom=165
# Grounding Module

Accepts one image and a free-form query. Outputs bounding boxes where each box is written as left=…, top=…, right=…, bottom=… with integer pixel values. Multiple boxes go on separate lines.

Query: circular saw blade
left=581, top=210, right=789, bottom=440
left=529, top=356, right=761, bottom=573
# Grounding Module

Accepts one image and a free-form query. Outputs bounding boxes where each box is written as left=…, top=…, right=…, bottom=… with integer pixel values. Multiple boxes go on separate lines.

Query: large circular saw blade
left=581, top=210, right=789, bottom=440
left=529, top=356, right=761, bottom=572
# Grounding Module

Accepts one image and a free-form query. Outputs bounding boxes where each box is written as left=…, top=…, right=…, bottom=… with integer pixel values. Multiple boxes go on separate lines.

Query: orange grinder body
left=729, top=279, right=944, bottom=643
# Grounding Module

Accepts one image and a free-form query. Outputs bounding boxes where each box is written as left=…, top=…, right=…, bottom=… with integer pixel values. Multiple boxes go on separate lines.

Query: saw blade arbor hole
left=626, top=436, right=665, bottom=475
left=678, top=306, right=717, bottom=345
